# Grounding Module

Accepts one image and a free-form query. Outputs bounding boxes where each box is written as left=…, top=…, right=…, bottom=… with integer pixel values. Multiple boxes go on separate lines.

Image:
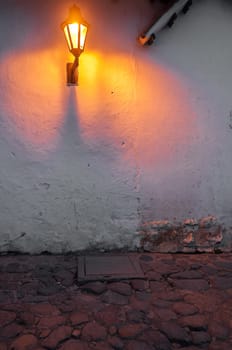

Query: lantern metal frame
left=61, top=4, right=89, bottom=85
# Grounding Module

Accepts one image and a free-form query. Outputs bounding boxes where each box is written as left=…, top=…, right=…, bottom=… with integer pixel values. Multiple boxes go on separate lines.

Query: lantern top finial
left=68, top=5, right=81, bottom=22
left=61, top=4, right=88, bottom=30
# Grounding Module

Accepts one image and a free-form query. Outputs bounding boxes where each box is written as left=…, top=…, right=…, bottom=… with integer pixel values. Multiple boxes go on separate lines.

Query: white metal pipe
left=139, top=0, right=192, bottom=45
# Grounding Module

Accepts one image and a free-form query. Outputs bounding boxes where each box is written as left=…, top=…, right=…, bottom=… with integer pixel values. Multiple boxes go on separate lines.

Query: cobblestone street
left=0, top=253, right=232, bottom=349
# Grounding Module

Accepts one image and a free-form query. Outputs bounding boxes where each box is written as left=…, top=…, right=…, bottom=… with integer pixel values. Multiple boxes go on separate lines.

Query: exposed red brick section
left=140, top=217, right=224, bottom=253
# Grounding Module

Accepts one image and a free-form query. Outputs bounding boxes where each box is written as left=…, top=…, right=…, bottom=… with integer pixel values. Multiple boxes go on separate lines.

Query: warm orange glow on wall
left=76, top=53, right=197, bottom=169
left=0, top=50, right=64, bottom=154
left=61, top=5, right=89, bottom=86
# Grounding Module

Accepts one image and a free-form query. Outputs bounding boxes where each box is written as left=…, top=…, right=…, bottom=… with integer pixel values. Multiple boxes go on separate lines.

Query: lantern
left=61, top=5, right=89, bottom=85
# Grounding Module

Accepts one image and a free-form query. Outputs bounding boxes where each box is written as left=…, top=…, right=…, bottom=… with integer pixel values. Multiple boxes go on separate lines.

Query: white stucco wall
left=0, top=0, right=232, bottom=253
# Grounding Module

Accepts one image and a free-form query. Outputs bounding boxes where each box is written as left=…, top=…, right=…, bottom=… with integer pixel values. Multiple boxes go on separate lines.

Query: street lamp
left=61, top=4, right=89, bottom=85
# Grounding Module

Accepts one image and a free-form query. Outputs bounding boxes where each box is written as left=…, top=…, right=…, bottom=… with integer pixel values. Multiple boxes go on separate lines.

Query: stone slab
left=78, top=255, right=144, bottom=282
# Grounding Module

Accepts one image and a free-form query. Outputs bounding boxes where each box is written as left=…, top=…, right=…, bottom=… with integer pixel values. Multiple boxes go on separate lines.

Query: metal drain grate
left=78, top=254, right=144, bottom=282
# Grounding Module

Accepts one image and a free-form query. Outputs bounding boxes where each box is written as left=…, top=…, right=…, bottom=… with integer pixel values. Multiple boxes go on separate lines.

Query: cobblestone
left=101, top=290, right=129, bottom=305
left=191, top=330, right=211, bottom=345
left=82, top=321, right=107, bottom=341
left=108, top=282, right=132, bottom=296
left=171, top=278, right=210, bottom=291
left=0, top=311, right=16, bottom=327
left=159, top=321, right=192, bottom=345
left=118, top=323, right=148, bottom=339
left=10, top=334, right=38, bottom=350
left=41, top=325, right=72, bottom=348
left=69, top=312, right=89, bottom=326
left=0, top=253, right=231, bottom=349
left=178, top=314, right=208, bottom=331
left=80, top=282, right=107, bottom=295
left=172, top=302, right=198, bottom=316
left=138, top=329, right=171, bottom=349
left=59, top=339, right=86, bottom=350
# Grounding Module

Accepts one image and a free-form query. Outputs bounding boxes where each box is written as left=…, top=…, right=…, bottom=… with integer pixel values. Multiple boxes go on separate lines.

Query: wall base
left=139, top=216, right=232, bottom=253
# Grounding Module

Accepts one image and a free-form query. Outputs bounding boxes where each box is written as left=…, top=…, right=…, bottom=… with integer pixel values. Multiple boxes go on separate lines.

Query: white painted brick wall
left=0, top=0, right=231, bottom=252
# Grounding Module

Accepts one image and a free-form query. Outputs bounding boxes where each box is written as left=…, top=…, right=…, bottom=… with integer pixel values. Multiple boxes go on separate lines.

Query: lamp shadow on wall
left=55, top=88, right=82, bottom=157
left=0, top=0, right=198, bottom=168
left=0, top=0, right=88, bottom=156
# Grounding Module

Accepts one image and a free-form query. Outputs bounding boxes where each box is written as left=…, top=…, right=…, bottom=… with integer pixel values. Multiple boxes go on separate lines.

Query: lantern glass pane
left=64, top=26, right=72, bottom=51
left=80, top=24, right=88, bottom=50
left=69, top=23, right=79, bottom=49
